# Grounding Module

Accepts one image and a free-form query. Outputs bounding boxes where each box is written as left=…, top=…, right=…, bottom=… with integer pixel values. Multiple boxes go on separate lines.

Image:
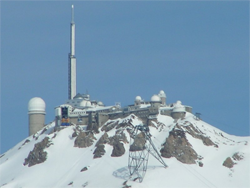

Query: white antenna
left=71, top=5, right=74, bottom=23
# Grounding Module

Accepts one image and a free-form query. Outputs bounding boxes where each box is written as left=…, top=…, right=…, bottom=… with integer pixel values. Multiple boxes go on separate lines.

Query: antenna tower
left=128, top=125, right=167, bottom=182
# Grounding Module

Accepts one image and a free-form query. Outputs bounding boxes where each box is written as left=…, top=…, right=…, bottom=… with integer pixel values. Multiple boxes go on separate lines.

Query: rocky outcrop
left=232, top=152, right=244, bottom=161
left=80, top=167, right=88, bottom=172
left=109, top=131, right=128, bottom=146
left=93, top=145, right=105, bottom=158
left=111, top=142, right=125, bottom=157
left=223, top=152, right=244, bottom=168
left=95, top=133, right=109, bottom=146
left=177, top=123, right=218, bottom=147
left=129, top=132, right=146, bottom=151
left=223, top=157, right=235, bottom=168
left=95, top=131, right=128, bottom=158
left=74, top=132, right=95, bottom=148
left=160, top=128, right=198, bottom=164
left=101, top=121, right=119, bottom=132
left=24, top=137, right=52, bottom=167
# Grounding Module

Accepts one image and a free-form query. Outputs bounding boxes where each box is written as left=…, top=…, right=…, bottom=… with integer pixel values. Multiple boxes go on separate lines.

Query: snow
left=0, top=114, right=249, bottom=188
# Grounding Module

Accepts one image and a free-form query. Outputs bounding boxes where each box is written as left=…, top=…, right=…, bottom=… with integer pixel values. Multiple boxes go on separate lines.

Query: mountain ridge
left=0, top=113, right=249, bottom=188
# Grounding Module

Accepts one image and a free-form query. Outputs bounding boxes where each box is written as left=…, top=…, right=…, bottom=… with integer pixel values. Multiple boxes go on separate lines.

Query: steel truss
left=128, top=125, right=167, bottom=182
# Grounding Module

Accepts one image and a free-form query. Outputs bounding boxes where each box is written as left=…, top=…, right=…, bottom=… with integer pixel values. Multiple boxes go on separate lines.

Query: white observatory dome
left=135, top=96, right=142, bottom=102
left=173, top=100, right=186, bottom=112
left=86, top=101, right=92, bottom=107
left=158, top=90, right=166, bottom=98
left=151, top=95, right=161, bottom=102
left=98, top=101, right=104, bottom=106
left=28, top=97, right=46, bottom=112
left=80, top=100, right=87, bottom=107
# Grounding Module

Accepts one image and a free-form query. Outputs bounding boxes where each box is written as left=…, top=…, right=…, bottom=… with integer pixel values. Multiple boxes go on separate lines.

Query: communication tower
left=128, top=125, right=167, bottom=182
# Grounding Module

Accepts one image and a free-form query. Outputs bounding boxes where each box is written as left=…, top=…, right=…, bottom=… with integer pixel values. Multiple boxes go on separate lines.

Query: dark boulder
left=111, top=142, right=125, bottom=157
left=93, top=144, right=105, bottom=158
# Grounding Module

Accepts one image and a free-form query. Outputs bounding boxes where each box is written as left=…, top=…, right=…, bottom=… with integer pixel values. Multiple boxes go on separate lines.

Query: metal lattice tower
left=128, top=125, right=167, bottom=182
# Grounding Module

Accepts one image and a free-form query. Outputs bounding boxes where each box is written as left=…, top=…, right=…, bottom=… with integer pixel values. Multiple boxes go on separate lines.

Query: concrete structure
left=68, top=5, right=76, bottom=99
left=28, top=97, right=46, bottom=135
left=171, top=100, right=186, bottom=119
left=55, top=88, right=193, bottom=132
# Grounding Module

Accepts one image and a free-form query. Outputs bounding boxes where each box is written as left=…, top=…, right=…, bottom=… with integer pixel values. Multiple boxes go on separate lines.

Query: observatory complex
left=28, top=5, right=192, bottom=136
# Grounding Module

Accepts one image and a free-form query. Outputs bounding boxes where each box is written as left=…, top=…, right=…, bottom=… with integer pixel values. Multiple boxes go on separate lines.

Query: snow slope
left=0, top=113, right=249, bottom=188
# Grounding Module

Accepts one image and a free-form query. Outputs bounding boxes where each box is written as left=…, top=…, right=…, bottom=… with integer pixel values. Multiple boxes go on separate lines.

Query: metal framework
left=128, top=125, right=167, bottom=182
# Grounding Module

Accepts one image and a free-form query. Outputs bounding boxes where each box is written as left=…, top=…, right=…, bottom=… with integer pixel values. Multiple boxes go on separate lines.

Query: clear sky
left=1, top=1, right=249, bottom=154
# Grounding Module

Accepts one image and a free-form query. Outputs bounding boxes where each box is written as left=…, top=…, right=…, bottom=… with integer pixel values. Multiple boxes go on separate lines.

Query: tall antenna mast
left=68, top=4, right=77, bottom=99
left=71, top=5, right=74, bottom=23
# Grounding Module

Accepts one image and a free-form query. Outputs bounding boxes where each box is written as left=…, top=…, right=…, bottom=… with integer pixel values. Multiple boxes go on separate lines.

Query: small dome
left=80, top=100, right=87, bottom=107
left=172, top=100, right=186, bottom=112
left=159, top=90, right=164, bottom=94
left=86, top=101, right=92, bottom=107
left=135, top=96, right=142, bottom=102
left=158, top=90, right=166, bottom=98
left=98, top=101, right=104, bottom=106
left=151, top=95, right=161, bottom=102
left=28, top=97, right=46, bottom=112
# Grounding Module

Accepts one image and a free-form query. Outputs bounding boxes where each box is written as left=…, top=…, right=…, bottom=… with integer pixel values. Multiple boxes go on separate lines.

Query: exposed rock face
left=109, top=132, right=128, bottom=146
left=177, top=123, right=218, bottom=147
left=101, top=121, right=119, bottom=132
left=24, top=137, right=52, bottom=167
left=93, top=145, right=105, bottom=158
left=74, top=132, right=95, bottom=148
left=111, top=142, right=125, bottom=157
left=223, top=157, right=235, bottom=168
left=95, top=131, right=128, bottom=158
left=80, top=167, right=88, bottom=172
left=160, top=129, right=198, bottom=164
left=95, top=133, right=109, bottom=146
left=223, top=152, right=244, bottom=168
left=232, top=152, right=244, bottom=161
left=129, top=132, right=146, bottom=151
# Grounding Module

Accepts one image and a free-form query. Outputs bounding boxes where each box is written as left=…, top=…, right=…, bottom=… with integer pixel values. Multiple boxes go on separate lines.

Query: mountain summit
left=0, top=113, right=249, bottom=188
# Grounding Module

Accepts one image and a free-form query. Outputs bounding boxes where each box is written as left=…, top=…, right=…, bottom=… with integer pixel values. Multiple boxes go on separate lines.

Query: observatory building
left=28, top=97, right=46, bottom=136
left=53, top=6, right=193, bottom=131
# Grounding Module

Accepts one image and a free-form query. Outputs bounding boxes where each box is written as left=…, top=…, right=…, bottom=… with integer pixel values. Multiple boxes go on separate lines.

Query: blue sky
left=1, top=1, right=249, bottom=154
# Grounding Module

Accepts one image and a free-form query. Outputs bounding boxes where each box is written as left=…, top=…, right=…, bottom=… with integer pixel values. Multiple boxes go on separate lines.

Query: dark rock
left=182, top=124, right=216, bottom=147
left=223, top=157, right=235, bottom=168
left=40, top=128, right=47, bottom=135
left=93, top=144, right=105, bottom=158
left=95, top=133, right=109, bottom=146
left=109, top=132, right=128, bottom=146
left=68, top=181, right=73, bottom=185
left=129, top=132, right=146, bottom=151
left=22, top=139, right=30, bottom=146
left=101, top=121, right=119, bottom=132
left=198, top=161, right=203, bottom=167
left=24, top=137, right=52, bottom=167
left=74, top=132, right=95, bottom=148
left=72, top=131, right=78, bottom=138
left=232, top=152, right=243, bottom=161
left=80, top=167, right=88, bottom=172
left=160, top=129, right=198, bottom=164
left=111, top=142, right=125, bottom=157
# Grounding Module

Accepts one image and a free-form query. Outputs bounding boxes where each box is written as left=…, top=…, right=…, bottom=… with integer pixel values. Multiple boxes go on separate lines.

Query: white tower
left=28, top=97, right=46, bottom=135
left=68, top=5, right=76, bottom=99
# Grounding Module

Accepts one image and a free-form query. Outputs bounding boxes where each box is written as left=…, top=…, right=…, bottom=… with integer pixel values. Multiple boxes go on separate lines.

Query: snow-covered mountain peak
left=0, top=113, right=249, bottom=188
